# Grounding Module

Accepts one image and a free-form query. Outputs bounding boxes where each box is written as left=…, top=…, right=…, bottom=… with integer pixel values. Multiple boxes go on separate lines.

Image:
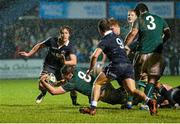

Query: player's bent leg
left=123, top=78, right=157, bottom=115
left=36, top=80, right=47, bottom=104
left=91, top=72, right=111, bottom=102
left=80, top=72, right=110, bottom=115
left=70, top=90, right=80, bottom=106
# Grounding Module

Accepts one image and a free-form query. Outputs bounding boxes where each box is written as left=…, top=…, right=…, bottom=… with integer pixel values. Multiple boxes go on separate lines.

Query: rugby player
left=137, top=80, right=180, bottom=108
left=19, top=26, right=78, bottom=105
left=108, top=12, right=138, bottom=109
left=124, top=3, right=171, bottom=101
left=79, top=19, right=157, bottom=116
left=40, top=65, right=128, bottom=105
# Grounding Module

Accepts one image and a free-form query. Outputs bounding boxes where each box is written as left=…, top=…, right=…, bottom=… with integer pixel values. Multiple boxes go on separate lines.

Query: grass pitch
left=0, top=76, right=180, bottom=123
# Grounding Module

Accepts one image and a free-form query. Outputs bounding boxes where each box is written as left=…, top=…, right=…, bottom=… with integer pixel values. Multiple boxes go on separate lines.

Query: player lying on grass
left=40, top=65, right=128, bottom=105
left=155, top=83, right=180, bottom=108
left=130, top=80, right=180, bottom=109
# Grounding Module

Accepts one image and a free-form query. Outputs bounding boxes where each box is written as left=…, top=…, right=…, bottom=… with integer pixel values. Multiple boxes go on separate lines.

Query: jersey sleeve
left=132, top=18, right=139, bottom=29
left=61, top=82, right=75, bottom=92
left=97, top=40, right=106, bottom=51
left=69, top=45, right=76, bottom=54
left=41, top=37, right=52, bottom=47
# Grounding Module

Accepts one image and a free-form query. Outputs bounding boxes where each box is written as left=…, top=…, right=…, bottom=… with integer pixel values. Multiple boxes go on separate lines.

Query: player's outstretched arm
left=124, top=28, right=138, bottom=46
left=40, top=75, right=66, bottom=95
left=19, top=42, right=45, bottom=57
left=124, top=19, right=139, bottom=46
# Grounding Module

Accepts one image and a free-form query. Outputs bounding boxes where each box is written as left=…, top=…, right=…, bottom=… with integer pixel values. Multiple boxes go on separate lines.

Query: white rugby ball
left=48, top=73, right=57, bottom=84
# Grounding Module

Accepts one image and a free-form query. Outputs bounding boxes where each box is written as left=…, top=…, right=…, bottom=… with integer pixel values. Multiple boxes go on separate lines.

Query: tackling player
left=19, top=26, right=78, bottom=105
left=124, top=3, right=171, bottom=102
left=79, top=19, right=157, bottom=116
left=40, top=65, right=128, bottom=105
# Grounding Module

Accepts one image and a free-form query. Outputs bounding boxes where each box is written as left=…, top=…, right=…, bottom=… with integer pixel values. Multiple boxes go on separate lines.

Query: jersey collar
left=64, top=40, right=70, bottom=46
left=58, top=40, right=70, bottom=49
left=104, top=30, right=112, bottom=36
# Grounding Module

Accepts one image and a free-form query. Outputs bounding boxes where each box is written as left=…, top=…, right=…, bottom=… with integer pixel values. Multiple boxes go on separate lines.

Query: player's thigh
left=40, top=65, right=56, bottom=78
left=147, top=53, right=164, bottom=76
left=94, top=72, right=111, bottom=85
left=134, top=54, right=148, bottom=80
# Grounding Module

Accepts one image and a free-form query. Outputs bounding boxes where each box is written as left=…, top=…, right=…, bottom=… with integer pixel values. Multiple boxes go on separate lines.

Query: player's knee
left=127, top=88, right=136, bottom=95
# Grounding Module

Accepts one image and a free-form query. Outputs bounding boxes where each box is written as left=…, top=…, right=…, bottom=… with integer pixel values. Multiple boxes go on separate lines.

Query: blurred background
left=0, top=0, right=179, bottom=79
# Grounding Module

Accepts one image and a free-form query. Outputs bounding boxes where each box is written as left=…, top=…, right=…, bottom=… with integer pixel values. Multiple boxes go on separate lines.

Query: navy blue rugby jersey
left=42, top=37, right=75, bottom=69
left=97, top=32, right=130, bottom=64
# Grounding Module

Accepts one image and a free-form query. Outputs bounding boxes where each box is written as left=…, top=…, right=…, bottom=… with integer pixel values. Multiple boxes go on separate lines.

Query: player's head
left=127, top=9, right=137, bottom=23
left=98, top=19, right=111, bottom=36
left=59, top=26, right=72, bottom=42
left=108, top=18, right=120, bottom=35
left=134, top=3, right=149, bottom=16
left=61, top=65, right=74, bottom=81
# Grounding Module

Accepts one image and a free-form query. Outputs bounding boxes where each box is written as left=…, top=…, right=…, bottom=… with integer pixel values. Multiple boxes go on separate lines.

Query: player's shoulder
left=47, top=36, right=58, bottom=40
left=45, top=36, right=58, bottom=43
left=149, top=13, right=164, bottom=20
left=66, top=42, right=76, bottom=53
left=67, top=41, right=74, bottom=47
left=102, top=32, right=117, bottom=41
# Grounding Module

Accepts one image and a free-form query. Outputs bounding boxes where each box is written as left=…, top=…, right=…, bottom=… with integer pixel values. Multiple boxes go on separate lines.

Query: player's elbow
left=50, top=87, right=65, bottom=95
left=91, top=55, right=98, bottom=60
left=72, top=59, right=77, bottom=65
left=69, top=55, right=77, bottom=65
left=129, top=31, right=137, bottom=39
left=164, top=29, right=171, bottom=41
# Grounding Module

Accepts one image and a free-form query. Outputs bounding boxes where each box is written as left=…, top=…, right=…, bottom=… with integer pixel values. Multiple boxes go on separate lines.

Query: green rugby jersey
left=133, top=12, right=169, bottom=53
left=61, top=69, right=95, bottom=97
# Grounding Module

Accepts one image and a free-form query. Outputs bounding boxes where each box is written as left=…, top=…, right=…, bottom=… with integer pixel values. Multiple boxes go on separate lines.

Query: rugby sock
left=145, top=83, right=154, bottom=98
left=136, top=80, right=146, bottom=89
left=145, top=97, right=150, bottom=104
left=70, top=95, right=77, bottom=105
left=127, top=95, right=133, bottom=107
left=127, top=95, right=133, bottom=102
left=91, top=101, right=97, bottom=109
left=41, top=90, right=47, bottom=96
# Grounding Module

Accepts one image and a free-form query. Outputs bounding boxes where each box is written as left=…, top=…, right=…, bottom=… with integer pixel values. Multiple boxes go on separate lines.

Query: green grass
left=0, top=76, right=180, bottom=123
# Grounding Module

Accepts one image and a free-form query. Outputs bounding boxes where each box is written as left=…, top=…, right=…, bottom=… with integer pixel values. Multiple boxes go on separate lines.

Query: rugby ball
left=48, top=73, right=57, bottom=84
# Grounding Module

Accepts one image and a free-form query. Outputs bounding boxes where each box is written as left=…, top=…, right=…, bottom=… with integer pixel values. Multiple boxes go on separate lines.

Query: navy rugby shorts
left=40, top=65, right=62, bottom=81
left=103, top=63, right=135, bottom=84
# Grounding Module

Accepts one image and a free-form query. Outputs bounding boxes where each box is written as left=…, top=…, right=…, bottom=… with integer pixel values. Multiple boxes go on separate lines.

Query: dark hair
left=134, top=3, right=149, bottom=16
left=59, top=25, right=72, bottom=35
left=98, top=19, right=111, bottom=33
left=61, top=65, right=75, bottom=75
left=108, top=18, right=120, bottom=27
